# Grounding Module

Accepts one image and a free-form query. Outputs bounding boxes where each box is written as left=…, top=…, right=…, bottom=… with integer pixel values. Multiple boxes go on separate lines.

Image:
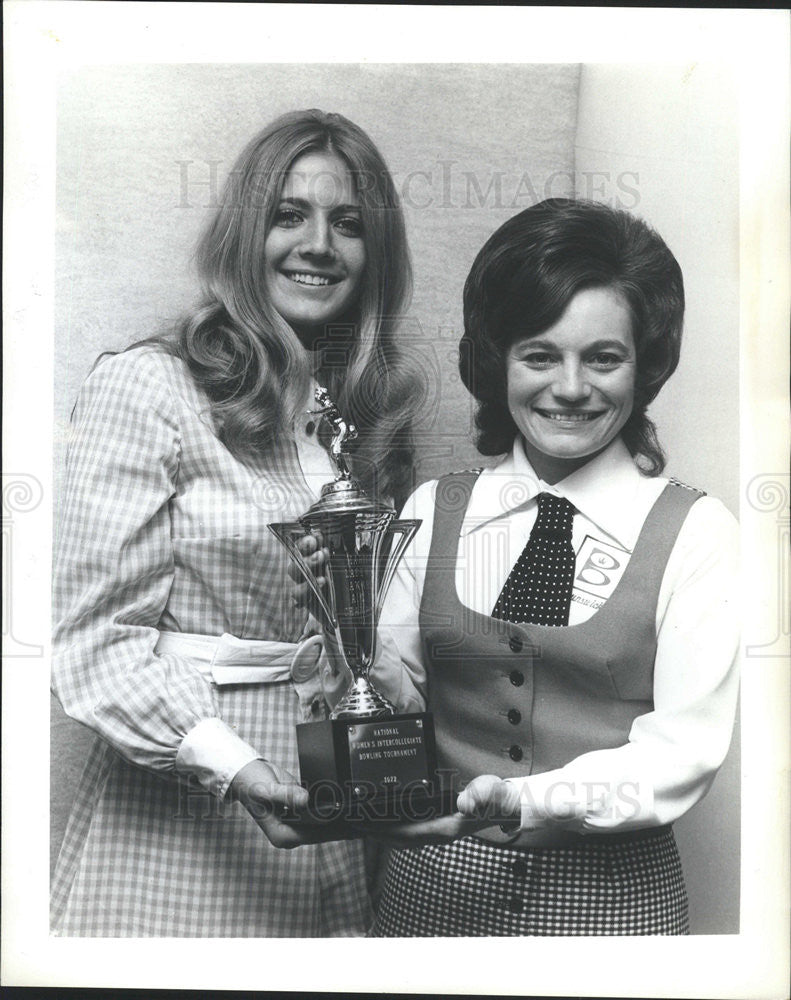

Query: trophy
left=269, top=387, right=449, bottom=824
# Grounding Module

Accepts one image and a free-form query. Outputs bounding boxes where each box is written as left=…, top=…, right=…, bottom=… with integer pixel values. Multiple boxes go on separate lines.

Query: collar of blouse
left=461, top=435, right=656, bottom=553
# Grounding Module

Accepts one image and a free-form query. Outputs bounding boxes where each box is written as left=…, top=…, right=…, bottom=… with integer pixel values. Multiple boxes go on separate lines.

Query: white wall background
left=576, top=63, right=740, bottom=934
left=51, top=62, right=740, bottom=934
left=54, top=63, right=579, bottom=482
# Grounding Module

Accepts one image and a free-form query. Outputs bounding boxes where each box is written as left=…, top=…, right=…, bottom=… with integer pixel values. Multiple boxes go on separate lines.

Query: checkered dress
left=373, top=829, right=689, bottom=936
left=51, top=347, right=372, bottom=937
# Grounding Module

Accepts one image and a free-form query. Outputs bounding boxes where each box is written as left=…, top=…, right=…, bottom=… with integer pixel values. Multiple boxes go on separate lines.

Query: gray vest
left=419, top=471, right=702, bottom=845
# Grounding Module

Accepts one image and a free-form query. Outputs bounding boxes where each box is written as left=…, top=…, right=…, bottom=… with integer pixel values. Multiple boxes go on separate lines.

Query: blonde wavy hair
left=151, top=109, right=418, bottom=502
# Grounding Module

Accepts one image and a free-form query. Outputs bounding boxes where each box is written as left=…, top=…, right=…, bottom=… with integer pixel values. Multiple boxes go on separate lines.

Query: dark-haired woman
left=50, top=110, right=423, bottom=937
left=368, top=198, right=739, bottom=936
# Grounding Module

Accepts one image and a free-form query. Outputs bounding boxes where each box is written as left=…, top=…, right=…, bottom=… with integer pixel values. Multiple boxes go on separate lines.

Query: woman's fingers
left=297, top=542, right=329, bottom=570
left=288, top=533, right=330, bottom=595
left=260, top=779, right=310, bottom=813
left=254, top=812, right=330, bottom=849
left=235, top=761, right=346, bottom=849
left=357, top=812, right=491, bottom=848
left=294, top=531, right=326, bottom=561
left=231, top=760, right=309, bottom=821
left=291, top=579, right=325, bottom=607
left=456, top=775, right=521, bottom=822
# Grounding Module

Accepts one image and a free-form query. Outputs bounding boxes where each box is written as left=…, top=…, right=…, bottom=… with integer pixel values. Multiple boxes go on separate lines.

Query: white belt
left=154, top=630, right=325, bottom=685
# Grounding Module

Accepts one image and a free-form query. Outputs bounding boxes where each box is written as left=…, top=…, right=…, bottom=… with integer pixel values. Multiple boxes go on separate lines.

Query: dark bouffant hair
left=459, top=198, right=685, bottom=475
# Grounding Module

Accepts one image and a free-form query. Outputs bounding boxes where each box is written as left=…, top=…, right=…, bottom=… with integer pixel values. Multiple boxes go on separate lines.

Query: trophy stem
left=331, top=675, right=396, bottom=720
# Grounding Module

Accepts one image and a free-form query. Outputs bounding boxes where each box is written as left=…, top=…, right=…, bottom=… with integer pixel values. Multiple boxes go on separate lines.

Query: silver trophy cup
left=269, top=492, right=419, bottom=719
left=268, top=388, right=446, bottom=823
left=268, top=386, right=420, bottom=719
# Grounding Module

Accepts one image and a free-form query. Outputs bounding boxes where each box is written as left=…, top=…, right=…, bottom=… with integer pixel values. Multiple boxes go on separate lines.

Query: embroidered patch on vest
left=571, top=534, right=632, bottom=610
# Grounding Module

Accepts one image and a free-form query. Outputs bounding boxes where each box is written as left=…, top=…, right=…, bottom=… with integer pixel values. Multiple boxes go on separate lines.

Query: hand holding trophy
left=269, top=387, right=450, bottom=826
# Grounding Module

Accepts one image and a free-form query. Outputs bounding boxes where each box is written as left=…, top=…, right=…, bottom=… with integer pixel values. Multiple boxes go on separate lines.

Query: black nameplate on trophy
left=347, top=717, right=430, bottom=788
left=292, top=712, right=452, bottom=827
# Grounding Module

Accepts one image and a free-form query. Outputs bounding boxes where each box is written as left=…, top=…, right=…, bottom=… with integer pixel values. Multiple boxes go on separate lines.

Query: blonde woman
left=51, top=110, right=422, bottom=937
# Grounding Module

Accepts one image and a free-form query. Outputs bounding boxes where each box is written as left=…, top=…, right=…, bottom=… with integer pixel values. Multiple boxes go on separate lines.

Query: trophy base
left=330, top=676, right=396, bottom=720
left=291, top=712, right=453, bottom=825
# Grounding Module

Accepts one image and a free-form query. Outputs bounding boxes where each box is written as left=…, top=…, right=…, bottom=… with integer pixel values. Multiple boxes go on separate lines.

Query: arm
left=460, top=497, right=741, bottom=833
left=368, top=480, right=435, bottom=712
left=52, top=352, right=279, bottom=803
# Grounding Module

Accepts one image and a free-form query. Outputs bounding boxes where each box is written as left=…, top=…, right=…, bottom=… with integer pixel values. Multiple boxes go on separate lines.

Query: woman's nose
left=552, top=361, right=591, bottom=401
left=299, top=217, right=334, bottom=258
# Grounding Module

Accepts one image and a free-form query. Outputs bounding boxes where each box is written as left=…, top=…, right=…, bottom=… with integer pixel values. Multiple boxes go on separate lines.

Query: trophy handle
left=374, top=519, right=422, bottom=621
left=268, top=523, right=337, bottom=631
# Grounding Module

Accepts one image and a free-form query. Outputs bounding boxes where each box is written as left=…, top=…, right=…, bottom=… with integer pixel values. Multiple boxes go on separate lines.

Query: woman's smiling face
left=506, top=286, right=636, bottom=483
left=263, top=149, right=367, bottom=346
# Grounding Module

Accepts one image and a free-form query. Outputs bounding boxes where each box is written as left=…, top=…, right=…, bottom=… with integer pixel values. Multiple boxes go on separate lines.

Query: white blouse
left=374, top=436, right=740, bottom=833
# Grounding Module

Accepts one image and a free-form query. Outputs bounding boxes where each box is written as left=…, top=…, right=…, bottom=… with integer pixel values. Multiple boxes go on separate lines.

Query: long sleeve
left=52, top=351, right=259, bottom=796
left=377, top=473, right=740, bottom=833
left=368, top=481, right=436, bottom=712
left=506, top=497, right=740, bottom=832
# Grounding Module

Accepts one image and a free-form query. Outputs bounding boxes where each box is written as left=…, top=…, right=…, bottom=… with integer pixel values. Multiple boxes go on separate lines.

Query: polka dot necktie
left=492, top=492, right=576, bottom=626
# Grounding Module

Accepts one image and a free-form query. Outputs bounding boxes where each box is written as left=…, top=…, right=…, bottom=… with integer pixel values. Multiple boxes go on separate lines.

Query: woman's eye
left=522, top=352, right=555, bottom=368
left=589, top=353, right=622, bottom=369
left=334, top=216, right=363, bottom=237
left=273, top=208, right=303, bottom=228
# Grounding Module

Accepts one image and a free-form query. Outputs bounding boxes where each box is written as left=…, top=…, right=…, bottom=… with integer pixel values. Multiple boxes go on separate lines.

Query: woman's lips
left=283, top=271, right=340, bottom=286
left=534, top=408, right=604, bottom=423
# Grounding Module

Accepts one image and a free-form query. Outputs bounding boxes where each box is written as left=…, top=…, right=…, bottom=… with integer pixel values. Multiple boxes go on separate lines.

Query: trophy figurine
left=269, top=387, right=448, bottom=824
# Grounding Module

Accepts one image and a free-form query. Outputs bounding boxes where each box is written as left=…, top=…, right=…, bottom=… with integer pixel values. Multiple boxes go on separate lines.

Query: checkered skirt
left=51, top=680, right=373, bottom=938
left=372, top=829, right=689, bottom=936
